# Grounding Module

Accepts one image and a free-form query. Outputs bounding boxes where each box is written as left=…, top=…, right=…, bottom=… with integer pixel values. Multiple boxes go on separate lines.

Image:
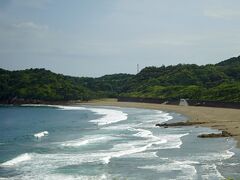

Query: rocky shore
left=156, top=121, right=233, bottom=138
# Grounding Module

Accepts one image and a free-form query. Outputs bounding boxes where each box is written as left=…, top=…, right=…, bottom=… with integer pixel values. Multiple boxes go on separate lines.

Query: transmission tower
left=137, top=64, right=140, bottom=74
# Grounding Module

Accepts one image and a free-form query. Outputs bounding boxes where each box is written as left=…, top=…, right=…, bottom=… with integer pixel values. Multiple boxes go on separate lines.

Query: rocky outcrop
left=197, top=130, right=233, bottom=138
left=156, top=121, right=205, bottom=128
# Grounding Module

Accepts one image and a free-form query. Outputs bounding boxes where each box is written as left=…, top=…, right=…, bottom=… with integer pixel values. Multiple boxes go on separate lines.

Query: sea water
left=0, top=105, right=239, bottom=179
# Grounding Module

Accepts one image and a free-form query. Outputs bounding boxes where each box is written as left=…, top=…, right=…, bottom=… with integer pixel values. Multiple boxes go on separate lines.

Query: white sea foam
left=34, top=131, right=48, bottom=138
left=26, top=105, right=128, bottom=126
left=102, top=144, right=152, bottom=164
left=125, top=151, right=158, bottom=159
left=1, top=153, right=32, bottom=166
left=102, top=124, right=134, bottom=130
left=0, top=152, right=112, bottom=179
left=189, top=149, right=235, bottom=162
left=201, top=164, right=225, bottom=180
left=57, top=106, right=87, bottom=111
left=136, top=110, right=173, bottom=129
left=131, top=127, right=188, bottom=150
left=4, top=106, right=236, bottom=179
left=21, top=104, right=87, bottom=111
left=89, top=108, right=128, bottom=126
left=26, top=173, right=112, bottom=180
left=138, top=160, right=198, bottom=179
left=155, top=111, right=173, bottom=122
left=132, top=128, right=154, bottom=138
left=61, top=135, right=116, bottom=147
left=144, top=110, right=173, bottom=123
left=105, top=126, right=189, bottom=164
left=101, top=136, right=169, bottom=164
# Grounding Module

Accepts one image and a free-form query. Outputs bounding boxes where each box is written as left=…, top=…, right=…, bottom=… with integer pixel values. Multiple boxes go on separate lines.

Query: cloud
left=13, top=22, right=48, bottom=31
left=204, top=8, right=240, bottom=19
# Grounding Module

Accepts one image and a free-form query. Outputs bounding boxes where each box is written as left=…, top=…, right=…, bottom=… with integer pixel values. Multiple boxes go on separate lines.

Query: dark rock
left=156, top=121, right=205, bottom=127
left=198, top=130, right=233, bottom=138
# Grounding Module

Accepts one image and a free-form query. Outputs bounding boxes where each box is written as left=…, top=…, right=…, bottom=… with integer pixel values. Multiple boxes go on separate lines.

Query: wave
left=34, top=131, right=48, bottom=138
left=157, top=133, right=189, bottom=149
left=61, top=135, right=117, bottom=147
left=124, top=151, right=158, bottom=159
left=99, top=125, right=189, bottom=164
left=135, top=110, right=173, bottom=129
left=200, top=164, right=224, bottom=179
left=89, top=108, right=128, bottom=126
left=21, top=104, right=87, bottom=111
left=131, top=127, right=188, bottom=149
left=138, top=160, right=198, bottom=179
left=25, top=105, right=129, bottom=126
left=155, top=111, right=173, bottom=122
left=102, top=124, right=135, bottom=130
left=101, top=136, right=169, bottom=164
left=143, top=110, right=173, bottom=123
left=41, top=173, right=111, bottom=180
left=56, top=106, right=86, bottom=111
left=1, top=153, right=32, bottom=166
left=102, top=144, right=152, bottom=164
left=188, top=149, right=235, bottom=163
left=132, top=128, right=156, bottom=139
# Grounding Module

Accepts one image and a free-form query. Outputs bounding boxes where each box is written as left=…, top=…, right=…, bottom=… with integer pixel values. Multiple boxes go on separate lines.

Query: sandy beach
left=80, top=99, right=240, bottom=148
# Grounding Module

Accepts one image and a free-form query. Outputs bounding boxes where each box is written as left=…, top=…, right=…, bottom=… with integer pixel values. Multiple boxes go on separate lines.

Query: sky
left=0, top=0, right=240, bottom=77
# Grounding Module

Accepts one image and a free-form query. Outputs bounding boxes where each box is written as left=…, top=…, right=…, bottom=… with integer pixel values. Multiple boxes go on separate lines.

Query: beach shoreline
left=77, top=99, right=240, bottom=148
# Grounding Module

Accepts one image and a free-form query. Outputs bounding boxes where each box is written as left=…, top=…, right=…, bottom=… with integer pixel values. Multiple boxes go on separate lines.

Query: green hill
left=1, top=55, right=240, bottom=103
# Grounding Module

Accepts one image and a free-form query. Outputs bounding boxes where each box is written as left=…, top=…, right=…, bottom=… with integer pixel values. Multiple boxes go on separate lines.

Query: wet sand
left=79, top=99, right=240, bottom=148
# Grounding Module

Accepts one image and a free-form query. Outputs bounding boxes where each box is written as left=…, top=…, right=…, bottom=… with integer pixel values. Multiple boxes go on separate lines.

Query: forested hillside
left=1, top=55, right=240, bottom=103
left=122, top=56, right=240, bottom=102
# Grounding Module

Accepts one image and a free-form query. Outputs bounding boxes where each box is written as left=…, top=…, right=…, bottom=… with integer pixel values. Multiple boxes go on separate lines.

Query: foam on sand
left=1, top=153, right=32, bottom=166
left=34, top=131, right=49, bottom=138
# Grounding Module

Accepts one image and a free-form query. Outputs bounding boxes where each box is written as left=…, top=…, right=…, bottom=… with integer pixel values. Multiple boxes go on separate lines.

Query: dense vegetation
left=0, top=68, right=134, bottom=101
left=1, top=55, right=240, bottom=102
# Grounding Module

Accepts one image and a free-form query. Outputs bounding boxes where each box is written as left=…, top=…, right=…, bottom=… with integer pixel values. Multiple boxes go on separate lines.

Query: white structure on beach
left=179, top=99, right=189, bottom=106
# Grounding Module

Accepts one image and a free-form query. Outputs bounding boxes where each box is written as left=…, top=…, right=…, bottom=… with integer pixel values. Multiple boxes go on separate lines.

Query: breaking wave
left=34, top=131, right=48, bottom=138
left=1, top=153, right=32, bottom=167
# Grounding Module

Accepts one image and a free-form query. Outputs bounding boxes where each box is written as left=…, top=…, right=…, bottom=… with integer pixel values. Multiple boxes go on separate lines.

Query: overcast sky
left=0, top=0, right=240, bottom=77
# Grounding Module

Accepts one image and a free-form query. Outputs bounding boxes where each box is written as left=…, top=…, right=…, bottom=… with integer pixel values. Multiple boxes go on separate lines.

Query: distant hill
left=1, top=55, right=240, bottom=103
left=216, top=56, right=240, bottom=66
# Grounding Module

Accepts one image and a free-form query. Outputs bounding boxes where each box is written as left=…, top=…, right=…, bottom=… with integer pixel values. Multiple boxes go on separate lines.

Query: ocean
left=0, top=105, right=239, bottom=180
